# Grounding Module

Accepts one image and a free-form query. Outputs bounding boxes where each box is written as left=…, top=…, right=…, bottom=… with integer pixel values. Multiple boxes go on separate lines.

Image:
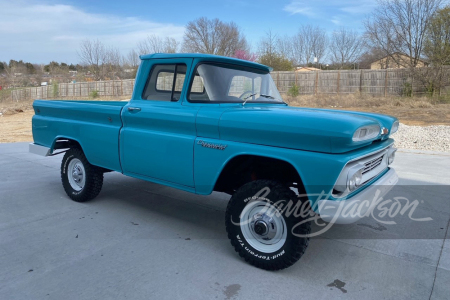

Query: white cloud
left=0, top=0, right=185, bottom=63
left=283, top=1, right=315, bottom=17
left=340, top=2, right=378, bottom=14
left=331, top=17, right=342, bottom=26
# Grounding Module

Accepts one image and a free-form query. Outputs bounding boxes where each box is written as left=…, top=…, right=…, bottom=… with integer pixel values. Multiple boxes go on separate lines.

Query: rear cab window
left=142, top=64, right=187, bottom=101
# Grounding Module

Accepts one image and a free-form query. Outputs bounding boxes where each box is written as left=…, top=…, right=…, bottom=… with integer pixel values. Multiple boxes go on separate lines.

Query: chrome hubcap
left=240, top=200, right=287, bottom=253
left=68, top=159, right=85, bottom=191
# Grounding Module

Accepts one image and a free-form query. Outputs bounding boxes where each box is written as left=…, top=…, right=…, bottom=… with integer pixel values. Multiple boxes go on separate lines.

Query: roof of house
left=139, top=53, right=272, bottom=72
left=371, top=52, right=428, bottom=64
left=295, top=67, right=321, bottom=72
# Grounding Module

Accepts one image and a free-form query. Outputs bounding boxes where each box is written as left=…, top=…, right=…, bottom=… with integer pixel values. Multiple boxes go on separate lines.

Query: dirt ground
left=1, top=97, right=450, bottom=143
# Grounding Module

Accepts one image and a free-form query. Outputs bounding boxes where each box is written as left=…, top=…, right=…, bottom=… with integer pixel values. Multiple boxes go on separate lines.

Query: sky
left=0, top=0, right=378, bottom=64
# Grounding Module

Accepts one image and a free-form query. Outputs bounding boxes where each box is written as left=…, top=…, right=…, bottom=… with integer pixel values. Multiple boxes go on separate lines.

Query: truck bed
left=32, top=100, right=127, bottom=172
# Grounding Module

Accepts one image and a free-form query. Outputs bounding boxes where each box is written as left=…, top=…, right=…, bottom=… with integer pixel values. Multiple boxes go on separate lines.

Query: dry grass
left=0, top=97, right=131, bottom=143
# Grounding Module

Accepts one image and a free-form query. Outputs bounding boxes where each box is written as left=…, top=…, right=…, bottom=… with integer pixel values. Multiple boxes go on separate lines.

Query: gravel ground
left=394, top=123, right=450, bottom=152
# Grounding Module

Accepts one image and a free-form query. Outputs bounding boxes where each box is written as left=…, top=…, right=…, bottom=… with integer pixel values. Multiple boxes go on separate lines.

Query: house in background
left=295, top=67, right=321, bottom=72
left=370, top=53, right=428, bottom=69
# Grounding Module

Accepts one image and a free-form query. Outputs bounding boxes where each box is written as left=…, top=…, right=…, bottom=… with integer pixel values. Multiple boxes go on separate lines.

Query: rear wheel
left=225, top=180, right=311, bottom=270
left=61, top=148, right=103, bottom=202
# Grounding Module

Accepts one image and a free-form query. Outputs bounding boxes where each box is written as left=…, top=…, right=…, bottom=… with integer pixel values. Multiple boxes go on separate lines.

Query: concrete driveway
left=0, top=142, right=449, bottom=300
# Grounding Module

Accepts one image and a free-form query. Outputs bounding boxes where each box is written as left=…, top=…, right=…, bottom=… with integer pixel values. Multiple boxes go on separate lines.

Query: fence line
left=10, top=79, right=135, bottom=101
left=271, top=68, right=450, bottom=96
left=7, top=68, right=450, bottom=102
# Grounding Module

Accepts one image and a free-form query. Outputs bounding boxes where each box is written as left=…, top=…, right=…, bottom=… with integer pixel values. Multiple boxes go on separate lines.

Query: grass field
left=1, top=95, right=449, bottom=143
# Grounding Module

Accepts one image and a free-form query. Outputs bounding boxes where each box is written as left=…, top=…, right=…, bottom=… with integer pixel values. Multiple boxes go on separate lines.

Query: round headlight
left=348, top=169, right=363, bottom=191
left=388, top=151, right=396, bottom=164
left=354, top=170, right=363, bottom=186
left=348, top=177, right=356, bottom=191
left=391, top=121, right=399, bottom=135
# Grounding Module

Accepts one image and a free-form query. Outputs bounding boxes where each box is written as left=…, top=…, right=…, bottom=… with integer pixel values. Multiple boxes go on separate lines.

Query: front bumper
left=317, top=168, right=398, bottom=224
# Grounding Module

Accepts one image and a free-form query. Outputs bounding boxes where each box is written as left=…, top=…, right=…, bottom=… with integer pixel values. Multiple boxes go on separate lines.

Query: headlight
left=352, top=125, right=380, bottom=142
left=387, top=148, right=397, bottom=165
left=391, top=121, right=399, bottom=134
left=348, top=169, right=363, bottom=191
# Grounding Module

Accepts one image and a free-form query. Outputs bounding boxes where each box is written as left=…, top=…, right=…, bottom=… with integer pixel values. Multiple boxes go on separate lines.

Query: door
left=120, top=58, right=199, bottom=187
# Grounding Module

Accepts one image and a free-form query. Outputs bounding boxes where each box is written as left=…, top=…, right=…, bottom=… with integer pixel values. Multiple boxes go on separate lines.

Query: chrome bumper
left=317, top=168, right=399, bottom=224
left=29, top=143, right=52, bottom=156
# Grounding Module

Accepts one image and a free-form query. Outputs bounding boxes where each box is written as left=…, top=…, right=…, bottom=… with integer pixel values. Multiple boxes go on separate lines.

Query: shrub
left=90, top=90, right=99, bottom=99
left=52, top=82, right=59, bottom=98
left=287, top=84, right=300, bottom=97
left=402, top=82, right=412, bottom=97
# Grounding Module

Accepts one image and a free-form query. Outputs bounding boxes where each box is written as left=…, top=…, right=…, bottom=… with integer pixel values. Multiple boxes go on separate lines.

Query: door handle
left=128, top=107, right=141, bottom=112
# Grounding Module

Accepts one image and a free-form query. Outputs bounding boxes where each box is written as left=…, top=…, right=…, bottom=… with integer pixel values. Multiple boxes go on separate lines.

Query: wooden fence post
left=276, top=72, right=280, bottom=90
left=359, top=70, right=363, bottom=94
left=384, top=69, right=389, bottom=97
left=315, top=71, right=319, bottom=95
left=337, top=71, right=341, bottom=94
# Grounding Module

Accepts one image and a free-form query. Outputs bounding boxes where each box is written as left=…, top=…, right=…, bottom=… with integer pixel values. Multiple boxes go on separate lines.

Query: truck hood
left=218, top=105, right=398, bottom=153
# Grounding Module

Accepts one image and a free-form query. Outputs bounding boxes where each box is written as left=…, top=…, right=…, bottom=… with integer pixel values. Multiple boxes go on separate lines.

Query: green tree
left=258, top=53, right=293, bottom=71
left=422, top=6, right=450, bottom=97
left=25, top=62, right=36, bottom=74
left=424, top=6, right=450, bottom=65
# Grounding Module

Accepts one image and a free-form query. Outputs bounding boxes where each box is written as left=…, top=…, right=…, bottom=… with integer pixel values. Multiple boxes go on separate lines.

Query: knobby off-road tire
left=225, top=180, right=311, bottom=271
left=61, top=148, right=103, bottom=202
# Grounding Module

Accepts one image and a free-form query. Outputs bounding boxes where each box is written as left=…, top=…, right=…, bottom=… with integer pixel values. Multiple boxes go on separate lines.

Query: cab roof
left=139, top=53, right=272, bottom=73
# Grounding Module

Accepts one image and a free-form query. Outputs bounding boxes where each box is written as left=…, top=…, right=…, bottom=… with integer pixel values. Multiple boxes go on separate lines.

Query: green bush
left=287, top=84, right=300, bottom=97
left=402, top=82, right=412, bottom=97
left=90, top=90, right=99, bottom=99
left=52, top=82, right=59, bottom=98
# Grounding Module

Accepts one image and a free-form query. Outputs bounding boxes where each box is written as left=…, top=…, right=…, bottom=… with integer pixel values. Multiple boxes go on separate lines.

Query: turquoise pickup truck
left=30, top=53, right=399, bottom=270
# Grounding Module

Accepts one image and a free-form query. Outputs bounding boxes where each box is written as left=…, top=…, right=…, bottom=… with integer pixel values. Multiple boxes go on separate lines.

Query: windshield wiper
left=260, top=94, right=275, bottom=99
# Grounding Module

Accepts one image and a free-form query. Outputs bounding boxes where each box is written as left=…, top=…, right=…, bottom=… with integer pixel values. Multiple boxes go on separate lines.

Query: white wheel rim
left=240, top=200, right=287, bottom=253
left=68, top=158, right=85, bottom=191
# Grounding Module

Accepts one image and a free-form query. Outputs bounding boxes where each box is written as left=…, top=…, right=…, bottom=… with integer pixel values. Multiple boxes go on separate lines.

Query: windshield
left=188, top=63, right=283, bottom=103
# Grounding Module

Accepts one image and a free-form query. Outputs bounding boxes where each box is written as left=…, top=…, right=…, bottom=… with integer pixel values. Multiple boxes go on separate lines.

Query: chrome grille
left=362, top=155, right=384, bottom=174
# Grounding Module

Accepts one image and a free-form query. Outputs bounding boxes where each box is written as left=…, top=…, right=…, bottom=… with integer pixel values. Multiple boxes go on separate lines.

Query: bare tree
left=297, top=25, right=328, bottom=65
left=104, top=47, right=122, bottom=80
left=291, top=33, right=305, bottom=66
left=277, top=35, right=295, bottom=63
left=182, top=17, right=248, bottom=56
left=330, top=28, right=365, bottom=69
left=126, top=49, right=140, bottom=68
left=258, top=30, right=278, bottom=56
left=364, top=0, right=443, bottom=68
left=137, top=34, right=180, bottom=54
left=78, top=39, right=107, bottom=80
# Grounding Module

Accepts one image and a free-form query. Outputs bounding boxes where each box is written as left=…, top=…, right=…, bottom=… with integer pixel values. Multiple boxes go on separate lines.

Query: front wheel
left=61, top=148, right=103, bottom=202
left=225, top=180, right=311, bottom=270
